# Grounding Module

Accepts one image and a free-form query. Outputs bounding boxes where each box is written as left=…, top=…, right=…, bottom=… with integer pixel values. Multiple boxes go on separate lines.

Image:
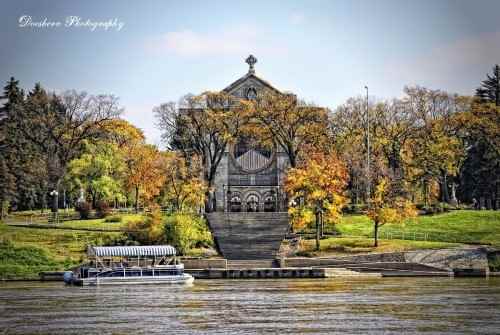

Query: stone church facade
left=212, top=55, right=289, bottom=213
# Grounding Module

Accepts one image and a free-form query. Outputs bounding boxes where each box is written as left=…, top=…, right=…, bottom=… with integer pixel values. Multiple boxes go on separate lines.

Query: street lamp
left=365, top=85, right=371, bottom=202
left=49, top=190, right=58, bottom=214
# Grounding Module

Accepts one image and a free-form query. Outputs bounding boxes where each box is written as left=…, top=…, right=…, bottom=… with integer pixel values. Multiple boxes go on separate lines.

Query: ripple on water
left=0, top=277, right=500, bottom=334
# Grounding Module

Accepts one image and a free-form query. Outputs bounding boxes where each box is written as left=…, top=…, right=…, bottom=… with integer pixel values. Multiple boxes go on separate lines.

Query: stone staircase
left=206, top=212, right=289, bottom=260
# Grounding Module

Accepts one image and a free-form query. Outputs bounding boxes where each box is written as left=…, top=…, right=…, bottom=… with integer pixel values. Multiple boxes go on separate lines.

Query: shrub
left=164, top=214, right=213, bottom=255
left=104, top=215, right=123, bottom=223
left=96, top=201, right=111, bottom=218
left=75, top=201, right=92, bottom=219
left=125, top=205, right=166, bottom=245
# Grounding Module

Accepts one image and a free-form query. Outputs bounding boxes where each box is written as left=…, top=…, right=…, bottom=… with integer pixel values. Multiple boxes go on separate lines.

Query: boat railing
left=89, top=266, right=184, bottom=278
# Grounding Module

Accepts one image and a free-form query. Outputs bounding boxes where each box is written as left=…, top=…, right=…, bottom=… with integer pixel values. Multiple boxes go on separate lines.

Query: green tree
left=67, top=141, right=126, bottom=207
left=17, top=87, right=122, bottom=212
left=0, top=78, right=45, bottom=212
left=476, top=65, right=500, bottom=106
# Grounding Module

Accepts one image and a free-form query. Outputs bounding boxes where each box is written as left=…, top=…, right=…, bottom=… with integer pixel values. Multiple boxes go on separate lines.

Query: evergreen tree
left=476, top=64, right=500, bottom=106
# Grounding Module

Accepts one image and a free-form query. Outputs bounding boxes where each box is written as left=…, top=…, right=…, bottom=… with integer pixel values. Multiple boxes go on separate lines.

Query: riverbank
left=1, top=210, right=499, bottom=280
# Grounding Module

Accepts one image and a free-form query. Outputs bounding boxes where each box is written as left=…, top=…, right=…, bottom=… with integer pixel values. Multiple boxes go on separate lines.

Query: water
left=1, top=277, right=500, bottom=334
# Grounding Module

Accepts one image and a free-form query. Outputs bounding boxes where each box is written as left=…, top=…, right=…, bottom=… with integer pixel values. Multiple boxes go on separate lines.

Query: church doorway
left=229, top=195, right=242, bottom=212
left=245, top=194, right=259, bottom=212
left=264, top=195, right=276, bottom=212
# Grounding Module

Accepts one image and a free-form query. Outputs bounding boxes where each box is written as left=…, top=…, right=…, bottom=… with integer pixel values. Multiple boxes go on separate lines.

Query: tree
left=403, top=87, right=465, bottom=205
left=476, top=65, right=500, bottom=106
left=252, top=92, right=329, bottom=168
left=0, top=77, right=45, bottom=212
left=160, top=152, right=206, bottom=212
left=367, top=178, right=417, bottom=247
left=154, top=92, right=250, bottom=211
left=284, top=149, right=348, bottom=250
left=16, top=87, right=122, bottom=212
left=455, top=100, right=500, bottom=205
left=124, top=143, right=165, bottom=212
left=67, top=140, right=126, bottom=207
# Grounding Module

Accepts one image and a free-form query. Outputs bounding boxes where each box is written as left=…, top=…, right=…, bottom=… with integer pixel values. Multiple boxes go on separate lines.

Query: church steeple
left=245, top=54, right=257, bottom=74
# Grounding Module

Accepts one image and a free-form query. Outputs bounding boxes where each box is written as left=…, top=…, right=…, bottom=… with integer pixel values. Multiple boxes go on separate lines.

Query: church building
left=212, top=55, right=290, bottom=213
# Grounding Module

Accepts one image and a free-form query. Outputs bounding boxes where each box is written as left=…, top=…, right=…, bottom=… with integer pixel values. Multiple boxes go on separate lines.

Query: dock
left=185, top=267, right=382, bottom=279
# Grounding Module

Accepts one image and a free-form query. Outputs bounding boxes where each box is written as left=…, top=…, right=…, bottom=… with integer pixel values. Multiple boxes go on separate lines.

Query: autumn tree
left=284, top=149, right=348, bottom=250
left=331, top=97, right=386, bottom=203
left=160, top=152, right=207, bottom=212
left=252, top=92, right=329, bottom=168
left=367, top=177, right=417, bottom=247
left=124, top=143, right=165, bottom=212
left=404, top=87, right=466, bottom=205
left=154, top=92, right=251, bottom=211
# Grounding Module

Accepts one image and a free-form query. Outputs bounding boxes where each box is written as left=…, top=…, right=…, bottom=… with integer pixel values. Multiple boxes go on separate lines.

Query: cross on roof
left=246, top=54, right=257, bottom=74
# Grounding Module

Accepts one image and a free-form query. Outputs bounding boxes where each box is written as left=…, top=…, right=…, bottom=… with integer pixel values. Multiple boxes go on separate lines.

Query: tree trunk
left=423, top=179, right=429, bottom=207
left=373, top=221, right=379, bottom=247
left=440, top=171, right=450, bottom=203
left=315, top=210, right=320, bottom=251
left=135, top=185, right=139, bottom=213
left=320, top=211, right=324, bottom=238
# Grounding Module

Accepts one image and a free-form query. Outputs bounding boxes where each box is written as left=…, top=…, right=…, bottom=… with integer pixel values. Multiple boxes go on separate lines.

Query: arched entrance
left=245, top=194, right=260, bottom=212
left=263, top=194, right=276, bottom=212
left=229, top=195, right=242, bottom=212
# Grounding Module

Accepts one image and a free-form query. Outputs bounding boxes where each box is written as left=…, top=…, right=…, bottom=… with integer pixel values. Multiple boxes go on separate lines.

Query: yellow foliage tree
left=160, top=152, right=207, bottom=212
left=367, top=178, right=417, bottom=247
left=284, top=149, right=348, bottom=250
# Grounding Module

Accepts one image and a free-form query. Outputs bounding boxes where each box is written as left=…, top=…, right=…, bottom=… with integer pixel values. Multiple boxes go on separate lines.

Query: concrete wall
left=182, top=258, right=227, bottom=269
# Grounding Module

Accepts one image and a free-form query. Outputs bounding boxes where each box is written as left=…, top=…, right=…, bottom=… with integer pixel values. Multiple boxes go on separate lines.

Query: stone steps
left=206, top=212, right=289, bottom=260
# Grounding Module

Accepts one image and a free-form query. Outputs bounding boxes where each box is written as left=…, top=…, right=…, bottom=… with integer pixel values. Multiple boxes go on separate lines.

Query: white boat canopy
left=89, top=245, right=176, bottom=257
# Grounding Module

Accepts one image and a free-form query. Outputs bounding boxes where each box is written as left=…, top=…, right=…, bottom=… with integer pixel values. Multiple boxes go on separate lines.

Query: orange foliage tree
left=284, top=149, right=348, bottom=250
left=124, top=144, right=165, bottom=212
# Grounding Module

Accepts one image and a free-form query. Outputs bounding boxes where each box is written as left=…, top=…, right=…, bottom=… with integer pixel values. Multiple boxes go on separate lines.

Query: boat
left=64, top=245, right=194, bottom=286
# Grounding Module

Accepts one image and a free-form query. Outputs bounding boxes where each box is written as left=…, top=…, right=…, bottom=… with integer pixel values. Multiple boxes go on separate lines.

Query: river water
left=1, top=277, right=499, bottom=334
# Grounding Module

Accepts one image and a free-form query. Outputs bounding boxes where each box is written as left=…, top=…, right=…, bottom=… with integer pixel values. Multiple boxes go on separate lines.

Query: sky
left=1, top=0, right=500, bottom=145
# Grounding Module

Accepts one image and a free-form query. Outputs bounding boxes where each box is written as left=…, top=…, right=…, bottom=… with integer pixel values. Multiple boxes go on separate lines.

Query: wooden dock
left=185, top=267, right=382, bottom=279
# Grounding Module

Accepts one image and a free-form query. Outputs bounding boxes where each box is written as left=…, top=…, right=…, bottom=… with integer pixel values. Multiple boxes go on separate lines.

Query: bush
left=96, top=201, right=111, bottom=218
left=124, top=205, right=166, bottom=245
left=104, top=215, right=123, bottom=223
left=164, top=214, right=213, bottom=255
left=75, top=201, right=92, bottom=219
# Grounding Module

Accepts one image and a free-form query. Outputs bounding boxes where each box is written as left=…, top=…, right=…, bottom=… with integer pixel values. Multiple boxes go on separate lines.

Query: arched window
left=229, top=196, right=241, bottom=212
left=246, top=194, right=259, bottom=212
left=264, top=195, right=276, bottom=212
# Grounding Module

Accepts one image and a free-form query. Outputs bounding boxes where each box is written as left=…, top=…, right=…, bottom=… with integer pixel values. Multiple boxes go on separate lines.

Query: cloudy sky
left=1, top=0, right=500, bottom=145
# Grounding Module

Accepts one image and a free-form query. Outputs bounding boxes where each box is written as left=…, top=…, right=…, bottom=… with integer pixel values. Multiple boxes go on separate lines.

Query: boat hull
left=74, top=273, right=194, bottom=286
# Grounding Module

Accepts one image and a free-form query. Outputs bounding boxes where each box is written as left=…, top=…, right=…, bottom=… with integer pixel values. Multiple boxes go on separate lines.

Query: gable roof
left=222, top=72, right=282, bottom=95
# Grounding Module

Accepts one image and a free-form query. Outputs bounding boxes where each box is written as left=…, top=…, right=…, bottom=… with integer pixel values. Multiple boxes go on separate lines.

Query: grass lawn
left=299, top=237, right=461, bottom=257
left=333, top=210, right=500, bottom=246
left=57, top=214, right=145, bottom=230
left=0, top=220, right=125, bottom=279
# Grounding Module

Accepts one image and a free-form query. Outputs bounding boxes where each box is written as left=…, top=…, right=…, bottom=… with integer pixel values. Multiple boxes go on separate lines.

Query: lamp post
left=365, top=85, right=371, bottom=202
left=49, top=189, right=58, bottom=216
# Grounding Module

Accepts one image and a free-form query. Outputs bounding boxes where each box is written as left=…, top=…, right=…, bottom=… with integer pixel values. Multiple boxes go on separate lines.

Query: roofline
left=222, top=72, right=282, bottom=95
